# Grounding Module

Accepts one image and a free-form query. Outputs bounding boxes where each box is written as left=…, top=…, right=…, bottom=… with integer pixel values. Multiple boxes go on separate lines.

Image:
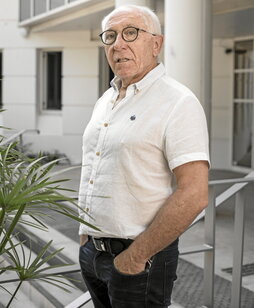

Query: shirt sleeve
left=164, top=95, right=210, bottom=171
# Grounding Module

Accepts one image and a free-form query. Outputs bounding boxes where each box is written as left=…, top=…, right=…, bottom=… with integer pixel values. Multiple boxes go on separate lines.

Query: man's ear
left=153, top=35, right=164, bottom=57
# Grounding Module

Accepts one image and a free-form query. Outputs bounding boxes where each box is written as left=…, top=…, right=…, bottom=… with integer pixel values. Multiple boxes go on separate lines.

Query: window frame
left=38, top=49, right=63, bottom=114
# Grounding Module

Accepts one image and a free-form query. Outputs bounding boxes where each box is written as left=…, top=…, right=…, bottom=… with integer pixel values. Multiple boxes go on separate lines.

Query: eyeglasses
left=99, top=26, right=157, bottom=45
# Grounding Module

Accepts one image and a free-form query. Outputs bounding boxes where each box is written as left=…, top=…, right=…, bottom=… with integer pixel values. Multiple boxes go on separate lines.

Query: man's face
left=103, top=11, right=162, bottom=87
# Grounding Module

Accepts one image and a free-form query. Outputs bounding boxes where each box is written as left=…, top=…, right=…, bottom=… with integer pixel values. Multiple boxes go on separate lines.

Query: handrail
left=193, top=171, right=254, bottom=225
left=1, top=129, right=40, bottom=146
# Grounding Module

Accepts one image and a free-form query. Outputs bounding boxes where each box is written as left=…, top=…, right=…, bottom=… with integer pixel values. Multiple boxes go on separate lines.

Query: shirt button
left=96, top=152, right=100, bottom=156
left=85, top=208, right=89, bottom=213
left=104, top=123, right=108, bottom=127
left=89, top=180, right=93, bottom=184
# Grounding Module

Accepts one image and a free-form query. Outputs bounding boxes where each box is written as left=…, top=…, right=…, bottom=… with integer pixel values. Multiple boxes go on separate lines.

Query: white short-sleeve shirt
left=78, top=63, right=210, bottom=239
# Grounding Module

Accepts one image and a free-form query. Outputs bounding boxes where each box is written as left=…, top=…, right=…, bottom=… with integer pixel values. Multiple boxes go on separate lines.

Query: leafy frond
left=0, top=122, right=98, bottom=301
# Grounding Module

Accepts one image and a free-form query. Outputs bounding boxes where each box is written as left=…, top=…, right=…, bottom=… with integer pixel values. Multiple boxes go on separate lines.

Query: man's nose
left=113, top=33, right=127, bottom=49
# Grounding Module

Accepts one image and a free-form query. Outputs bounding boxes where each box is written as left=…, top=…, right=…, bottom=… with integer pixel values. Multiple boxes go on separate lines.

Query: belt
left=90, top=236, right=133, bottom=256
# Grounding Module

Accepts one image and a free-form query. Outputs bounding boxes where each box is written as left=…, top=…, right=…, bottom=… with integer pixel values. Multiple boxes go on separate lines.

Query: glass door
left=233, top=40, right=254, bottom=168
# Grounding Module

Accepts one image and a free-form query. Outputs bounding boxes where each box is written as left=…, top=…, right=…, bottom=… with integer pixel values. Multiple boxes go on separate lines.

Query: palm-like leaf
left=3, top=238, right=76, bottom=307
left=0, top=143, right=98, bottom=252
left=0, top=129, right=99, bottom=306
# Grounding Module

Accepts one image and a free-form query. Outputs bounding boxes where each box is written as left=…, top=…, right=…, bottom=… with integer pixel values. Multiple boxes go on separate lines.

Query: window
left=20, top=0, right=31, bottom=21
left=50, top=0, right=65, bottom=10
left=20, top=0, right=80, bottom=22
left=233, top=40, right=254, bottom=168
left=34, top=0, right=47, bottom=15
left=41, top=51, right=62, bottom=111
left=0, top=52, right=2, bottom=109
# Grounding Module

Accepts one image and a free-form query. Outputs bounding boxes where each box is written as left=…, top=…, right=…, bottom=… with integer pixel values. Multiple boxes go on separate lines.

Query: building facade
left=0, top=0, right=254, bottom=170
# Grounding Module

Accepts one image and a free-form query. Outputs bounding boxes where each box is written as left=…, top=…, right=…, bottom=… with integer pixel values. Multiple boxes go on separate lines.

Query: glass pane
left=234, top=73, right=254, bottom=99
left=34, top=0, right=47, bottom=15
left=0, top=52, right=2, bottom=108
left=50, top=0, right=65, bottom=10
left=20, top=0, right=31, bottom=21
left=233, top=103, right=252, bottom=167
left=234, top=40, right=254, bottom=69
left=47, top=52, right=62, bottom=110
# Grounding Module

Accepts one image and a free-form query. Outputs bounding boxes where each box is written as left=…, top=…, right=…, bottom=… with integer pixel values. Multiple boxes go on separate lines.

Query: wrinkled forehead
left=104, top=10, right=147, bottom=30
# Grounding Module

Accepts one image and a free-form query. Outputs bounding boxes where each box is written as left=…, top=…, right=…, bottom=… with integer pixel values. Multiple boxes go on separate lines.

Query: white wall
left=211, top=39, right=234, bottom=169
left=3, top=48, right=37, bottom=130
left=0, top=0, right=99, bottom=163
left=62, top=47, right=98, bottom=136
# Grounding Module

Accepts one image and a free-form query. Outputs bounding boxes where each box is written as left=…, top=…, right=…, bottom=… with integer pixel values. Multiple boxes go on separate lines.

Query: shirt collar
left=110, top=63, right=165, bottom=93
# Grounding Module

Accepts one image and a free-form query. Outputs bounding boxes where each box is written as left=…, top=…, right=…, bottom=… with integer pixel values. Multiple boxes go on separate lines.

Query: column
left=164, top=0, right=212, bottom=131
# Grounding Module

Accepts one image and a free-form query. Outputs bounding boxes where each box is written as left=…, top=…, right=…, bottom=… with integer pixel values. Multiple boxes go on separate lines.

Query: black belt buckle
left=91, top=237, right=132, bottom=256
left=92, top=238, right=107, bottom=252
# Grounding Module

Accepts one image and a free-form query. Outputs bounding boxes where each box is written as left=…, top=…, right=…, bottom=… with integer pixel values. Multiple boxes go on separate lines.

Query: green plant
left=0, top=112, right=99, bottom=306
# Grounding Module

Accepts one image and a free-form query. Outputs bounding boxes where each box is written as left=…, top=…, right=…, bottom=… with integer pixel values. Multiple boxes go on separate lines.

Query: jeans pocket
left=112, top=262, right=148, bottom=277
left=79, top=239, right=89, bottom=250
left=109, top=261, right=149, bottom=303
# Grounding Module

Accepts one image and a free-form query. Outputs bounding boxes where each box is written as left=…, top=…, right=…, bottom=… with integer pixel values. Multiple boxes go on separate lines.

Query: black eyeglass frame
left=99, top=26, right=157, bottom=45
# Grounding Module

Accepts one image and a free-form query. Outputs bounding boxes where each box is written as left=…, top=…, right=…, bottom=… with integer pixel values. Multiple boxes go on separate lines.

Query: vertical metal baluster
left=46, top=0, right=50, bottom=12
left=231, top=189, right=245, bottom=308
left=204, top=186, right=215, bottom=307
left=30, top=0, right=34, bottom=18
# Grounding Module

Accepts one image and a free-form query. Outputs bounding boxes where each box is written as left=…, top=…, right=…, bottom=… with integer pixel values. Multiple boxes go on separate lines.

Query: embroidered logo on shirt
left=130, top=115, right=136, bottom=121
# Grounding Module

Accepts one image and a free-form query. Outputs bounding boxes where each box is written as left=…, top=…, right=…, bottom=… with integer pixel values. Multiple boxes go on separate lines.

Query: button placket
left=84, top=125, right=108, bottom=212
left=85, top=104, right=112, bottom=210
left=85, top=90, right=136, bottom=212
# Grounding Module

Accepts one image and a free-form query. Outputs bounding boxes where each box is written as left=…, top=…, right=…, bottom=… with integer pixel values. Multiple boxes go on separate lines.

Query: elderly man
left=79, top=4, right=209, bottom=308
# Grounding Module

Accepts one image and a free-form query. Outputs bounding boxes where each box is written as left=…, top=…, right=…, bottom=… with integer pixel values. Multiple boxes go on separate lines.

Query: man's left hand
left=113, top=249, right=146, bottom=275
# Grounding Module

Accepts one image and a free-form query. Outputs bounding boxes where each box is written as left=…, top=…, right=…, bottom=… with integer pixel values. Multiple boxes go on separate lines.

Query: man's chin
left=115, top=72, right=132, bottom=81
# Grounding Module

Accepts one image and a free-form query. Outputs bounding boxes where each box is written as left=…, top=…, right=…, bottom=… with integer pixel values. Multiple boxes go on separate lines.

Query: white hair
left=101, top=5, right=162, bottom=35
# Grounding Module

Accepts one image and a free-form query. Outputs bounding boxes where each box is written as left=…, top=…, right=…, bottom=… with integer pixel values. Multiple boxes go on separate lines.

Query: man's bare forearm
left=127, top=161, right=209, bottom=264
left=128, top=188, right=206, bottom=263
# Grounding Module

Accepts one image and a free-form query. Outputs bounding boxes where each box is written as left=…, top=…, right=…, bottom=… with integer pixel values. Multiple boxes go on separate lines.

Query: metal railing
left=1, top=128, right=40, bottom=148
left=203, top=173, right=254, bottom=308
left=0, top=172, right=253, bottom=307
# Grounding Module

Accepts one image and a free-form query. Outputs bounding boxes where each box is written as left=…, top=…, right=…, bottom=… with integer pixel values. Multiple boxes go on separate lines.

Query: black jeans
left=79, top=238, right=179, bottom=308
